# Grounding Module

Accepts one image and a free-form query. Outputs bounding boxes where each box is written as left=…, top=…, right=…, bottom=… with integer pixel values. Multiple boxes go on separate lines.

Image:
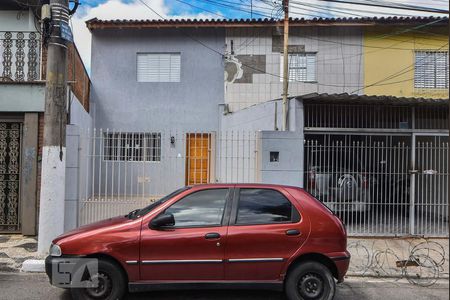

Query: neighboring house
left=224, top=17, right=448, bottom=111
left=0, top=0, right=91, bottom=235
left=364, top=19, right=449, bottom=98
left=84, top=17, right=448, bottom=238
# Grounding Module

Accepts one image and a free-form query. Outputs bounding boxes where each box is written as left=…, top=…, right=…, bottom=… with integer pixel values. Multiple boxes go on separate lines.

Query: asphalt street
left=0, top=273, right=448, bottom=300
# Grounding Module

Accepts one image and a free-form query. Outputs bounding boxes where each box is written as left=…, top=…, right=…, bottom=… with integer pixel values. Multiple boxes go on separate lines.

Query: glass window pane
left=236, top=189, right=293, bottom=225
left=165, top=189, right=228, bottom=227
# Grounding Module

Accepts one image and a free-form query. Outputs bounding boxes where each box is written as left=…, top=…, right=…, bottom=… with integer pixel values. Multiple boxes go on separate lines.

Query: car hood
left=52, top=215, right=130, bottom=244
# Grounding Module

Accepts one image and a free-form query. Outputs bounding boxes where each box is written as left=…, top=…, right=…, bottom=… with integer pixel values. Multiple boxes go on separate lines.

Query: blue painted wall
left=90, top=28, right=226, bottom=131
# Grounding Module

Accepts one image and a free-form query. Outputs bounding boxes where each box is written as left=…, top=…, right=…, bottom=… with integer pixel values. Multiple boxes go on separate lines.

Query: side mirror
left=150, top=213, right=175, bottom=229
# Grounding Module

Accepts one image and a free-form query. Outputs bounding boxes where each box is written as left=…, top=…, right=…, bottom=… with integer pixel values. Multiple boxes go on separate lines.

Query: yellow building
left=364, top=22, right=449, bottom=99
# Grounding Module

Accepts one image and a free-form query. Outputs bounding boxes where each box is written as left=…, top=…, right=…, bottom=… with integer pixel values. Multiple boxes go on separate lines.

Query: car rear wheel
left=70, top=259, right=127, bottom=300
left=285, top=261, right=335, bottom=300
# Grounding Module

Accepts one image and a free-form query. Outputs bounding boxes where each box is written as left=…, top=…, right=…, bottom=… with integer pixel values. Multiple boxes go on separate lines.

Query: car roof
left=190, top=183, right=303, bottom=190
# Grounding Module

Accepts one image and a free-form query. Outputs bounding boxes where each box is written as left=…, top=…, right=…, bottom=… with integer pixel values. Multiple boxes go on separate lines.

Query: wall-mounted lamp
left=170, top=136, right=176, bottom=146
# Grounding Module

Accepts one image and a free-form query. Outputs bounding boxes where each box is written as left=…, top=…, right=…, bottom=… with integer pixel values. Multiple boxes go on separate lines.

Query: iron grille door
left=0, top=122, right=21, bottom=232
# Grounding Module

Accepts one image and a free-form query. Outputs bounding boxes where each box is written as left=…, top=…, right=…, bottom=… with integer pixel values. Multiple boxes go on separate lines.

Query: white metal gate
left=305, top=134, right=448, bottom=236
left=78, top=129, right=259, bottom=225
left=304, top=101, right=448, bottom=237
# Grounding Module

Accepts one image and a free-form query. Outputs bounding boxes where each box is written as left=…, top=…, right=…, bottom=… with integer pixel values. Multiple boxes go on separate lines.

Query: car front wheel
left=70, top=259, right=127, bottom=300
left=285, top=261, right=336, bottom=300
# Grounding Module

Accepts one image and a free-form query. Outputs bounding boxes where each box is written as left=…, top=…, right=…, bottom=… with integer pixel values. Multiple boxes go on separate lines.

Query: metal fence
left=305, top=134, right=448, bottom=237
left=79, top=129, right=259, bottom=225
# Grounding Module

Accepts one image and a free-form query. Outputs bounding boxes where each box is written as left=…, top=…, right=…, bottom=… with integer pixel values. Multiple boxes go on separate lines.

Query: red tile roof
left=86, top=16, right=448, bottom=30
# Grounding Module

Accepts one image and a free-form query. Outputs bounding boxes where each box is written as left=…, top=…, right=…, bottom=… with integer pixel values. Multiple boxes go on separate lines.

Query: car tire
left=70, top=259, right=127, bottom=300
left=285, top=261, right=336, bottom=300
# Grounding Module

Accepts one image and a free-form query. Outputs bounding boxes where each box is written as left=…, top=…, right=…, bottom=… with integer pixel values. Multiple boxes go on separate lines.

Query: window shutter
left=435, top=53, right=448, bottom=89
left=414, top=51, right=448, bottom=89
left=306, top=54, right=316, bottom=82
left=137, top=53, right=181, bottom=82
left=280, top=53, right=317, bottom=82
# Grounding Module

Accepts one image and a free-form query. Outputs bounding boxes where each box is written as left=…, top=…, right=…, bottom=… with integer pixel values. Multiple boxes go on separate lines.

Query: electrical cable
left=302, top=0, right=449, bottom=14
left=172, top=0, right=227, bottom=18
left=136, top=0, right=448, bottom=91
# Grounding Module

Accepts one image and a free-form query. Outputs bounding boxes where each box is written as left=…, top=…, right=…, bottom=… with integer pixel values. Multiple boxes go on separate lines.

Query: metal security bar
left=305, top=104, right=448, bottom=130
left=415, top=136, right=449, bottom=236
left=0, top=122, right=21, bottom=233
left=0, top=31, right=41, bottom=82
left=305, top=134, right=449, bottom=237
left=79, top=129, right=259, bottom=225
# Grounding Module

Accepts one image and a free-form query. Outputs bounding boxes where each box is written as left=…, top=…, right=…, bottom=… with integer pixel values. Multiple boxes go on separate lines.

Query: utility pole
left=281, top=0, right=290, bottom=131
left=37, top=0, right=70, bottom=255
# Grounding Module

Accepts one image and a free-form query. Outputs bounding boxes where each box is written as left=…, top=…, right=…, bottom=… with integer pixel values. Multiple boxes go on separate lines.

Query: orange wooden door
left=186, top=133, right=211, bottom=185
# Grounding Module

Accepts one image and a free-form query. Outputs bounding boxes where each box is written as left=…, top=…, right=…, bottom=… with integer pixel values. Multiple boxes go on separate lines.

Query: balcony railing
left=1, top=31, right=41, bottom=82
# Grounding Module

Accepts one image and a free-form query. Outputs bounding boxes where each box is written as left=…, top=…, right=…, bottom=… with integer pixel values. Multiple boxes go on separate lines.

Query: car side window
left=165, top=189, right=229, bottom=227
left=236, top=188, right=298, bottom=225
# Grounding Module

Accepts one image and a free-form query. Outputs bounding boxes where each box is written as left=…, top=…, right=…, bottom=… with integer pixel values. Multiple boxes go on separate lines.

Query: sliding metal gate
left=304, top=102, right=448, bottom=237
left=305, top=134, right=448, bottom=236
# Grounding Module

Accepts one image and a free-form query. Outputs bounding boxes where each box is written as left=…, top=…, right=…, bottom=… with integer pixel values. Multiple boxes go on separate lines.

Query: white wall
left=64, top=93, right=93, bottom=231
left=0, top=9, right=36, bottom=31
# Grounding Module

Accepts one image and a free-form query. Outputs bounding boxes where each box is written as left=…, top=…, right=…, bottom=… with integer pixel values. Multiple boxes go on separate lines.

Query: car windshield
left=129, top=187, right=191, bottom=218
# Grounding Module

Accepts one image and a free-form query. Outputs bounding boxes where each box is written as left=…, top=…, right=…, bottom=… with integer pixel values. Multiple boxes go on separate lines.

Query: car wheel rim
left=298, top=273, right=324, bottom=299
left=85, top=272, right=112, bottom=299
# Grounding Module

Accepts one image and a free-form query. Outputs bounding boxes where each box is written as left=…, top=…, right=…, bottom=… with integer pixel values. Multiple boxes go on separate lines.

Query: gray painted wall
left=91, top=28, right=225, bottom=131
left=259, top=130, right=304, bottom=188
left=220, top=98, right=303, bottom=132
left=0, top=9, right=36, bottom=31
left=0, top=83, right=45, bottom=112
left=220, top=99, right=305, bottom=187
left=89, top=28, right=226, bottom=198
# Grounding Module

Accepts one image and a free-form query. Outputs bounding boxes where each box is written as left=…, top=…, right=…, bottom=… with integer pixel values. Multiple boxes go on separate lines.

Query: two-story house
left=83, top=16, right=448, bottom=238
left=0, top=0, right=91, bottom=235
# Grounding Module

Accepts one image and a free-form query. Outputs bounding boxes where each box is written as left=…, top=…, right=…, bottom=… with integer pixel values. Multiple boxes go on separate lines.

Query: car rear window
left=235, top=188, right=300, bottom=225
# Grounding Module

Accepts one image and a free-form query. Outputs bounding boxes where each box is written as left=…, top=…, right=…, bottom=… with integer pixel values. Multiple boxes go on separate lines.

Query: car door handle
left=205, top=232, right=221, bottom=239
left=286, top=229, right=301, bottom=236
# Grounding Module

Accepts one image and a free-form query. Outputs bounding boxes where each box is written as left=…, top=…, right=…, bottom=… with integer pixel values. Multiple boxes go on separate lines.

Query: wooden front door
left=186, top=133, right=211, bottom=185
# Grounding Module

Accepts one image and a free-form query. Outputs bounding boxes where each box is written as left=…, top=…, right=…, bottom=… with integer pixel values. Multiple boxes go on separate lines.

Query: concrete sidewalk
left=0, top=235, right=38, bottom=272
left=347, top=237, right=449, bottom=284
left=0, top=273, right=448, bottom=300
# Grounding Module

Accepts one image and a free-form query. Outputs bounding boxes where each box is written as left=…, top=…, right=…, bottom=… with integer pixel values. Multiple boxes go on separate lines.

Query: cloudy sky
left=71, top=0, right=449, bottom=71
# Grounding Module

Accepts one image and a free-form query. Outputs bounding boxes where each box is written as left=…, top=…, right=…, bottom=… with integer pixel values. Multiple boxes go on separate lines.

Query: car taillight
left=308, top=169, right=316, bottom=190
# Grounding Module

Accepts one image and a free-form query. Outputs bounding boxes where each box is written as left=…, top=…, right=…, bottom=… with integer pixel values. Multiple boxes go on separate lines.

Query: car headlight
left=49, top=243, right=62, bottom=257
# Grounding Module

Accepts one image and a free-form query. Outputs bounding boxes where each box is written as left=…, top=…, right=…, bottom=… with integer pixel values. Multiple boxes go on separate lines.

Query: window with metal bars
left=137, top=53, right=181, bottom=82
left=414, top=51, right=449, bottom=89
left=103, top=132, right=161, bottom=162
left=280, top=52, right=316, bottom=82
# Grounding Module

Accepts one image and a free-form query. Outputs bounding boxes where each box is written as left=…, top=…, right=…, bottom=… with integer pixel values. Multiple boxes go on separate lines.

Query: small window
left=414, top=51, right=449, bottom=89
left=103, top=132, right=161, bottom=162
left=137, top=53, right=181, bottom=82
left=236, top=189, right=297, bottom=225
left=165, top=189, right=229, bottom=227
left=280, top=53, right=316, bottom=82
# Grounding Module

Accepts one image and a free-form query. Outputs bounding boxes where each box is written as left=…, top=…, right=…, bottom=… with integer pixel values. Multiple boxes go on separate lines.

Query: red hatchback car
left=45, top=184, right=350, bottom=300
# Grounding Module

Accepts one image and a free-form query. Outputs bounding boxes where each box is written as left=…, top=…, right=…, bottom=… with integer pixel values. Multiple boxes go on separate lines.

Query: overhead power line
left=305, top=0, right=449, bottom=14
left=172, top=0, right=227, bottom=18
left=136, top=0, right=448, bottom=91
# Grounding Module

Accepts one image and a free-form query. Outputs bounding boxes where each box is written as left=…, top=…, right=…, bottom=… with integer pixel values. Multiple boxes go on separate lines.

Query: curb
left=21, top=259, right=45, bottom=273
